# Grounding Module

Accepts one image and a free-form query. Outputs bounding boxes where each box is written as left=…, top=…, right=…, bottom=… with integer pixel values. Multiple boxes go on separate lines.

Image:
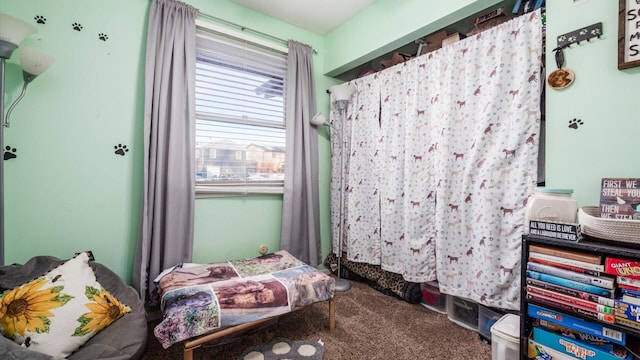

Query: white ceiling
left=231, top=0, right=376, bottom=35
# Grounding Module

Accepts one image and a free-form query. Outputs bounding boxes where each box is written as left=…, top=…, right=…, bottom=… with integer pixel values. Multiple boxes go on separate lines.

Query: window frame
left=194, top=20, right=288, bottom=197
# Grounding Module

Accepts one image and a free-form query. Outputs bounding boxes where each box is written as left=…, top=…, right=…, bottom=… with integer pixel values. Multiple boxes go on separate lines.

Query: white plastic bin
left=490, top=314, right=520, bottom=360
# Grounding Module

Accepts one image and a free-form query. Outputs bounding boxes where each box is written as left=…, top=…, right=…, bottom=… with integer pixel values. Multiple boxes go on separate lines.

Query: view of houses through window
left=195, top=28, right=287, bottom=192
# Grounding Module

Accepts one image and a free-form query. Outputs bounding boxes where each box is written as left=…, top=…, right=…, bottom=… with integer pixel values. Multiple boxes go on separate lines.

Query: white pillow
left=0, top=252, right=131, bottom=358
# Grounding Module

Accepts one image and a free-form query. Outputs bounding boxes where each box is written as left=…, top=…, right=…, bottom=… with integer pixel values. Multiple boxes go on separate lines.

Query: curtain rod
left=198, top=12, right=317, bottom=54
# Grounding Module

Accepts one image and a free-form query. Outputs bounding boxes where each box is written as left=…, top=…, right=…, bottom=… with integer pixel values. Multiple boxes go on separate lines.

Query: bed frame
left=181, top=297, right=335, bottom=360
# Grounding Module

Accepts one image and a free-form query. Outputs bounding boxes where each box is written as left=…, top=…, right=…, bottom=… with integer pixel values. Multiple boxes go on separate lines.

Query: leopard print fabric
left=324, top=253, right=421, bottom=303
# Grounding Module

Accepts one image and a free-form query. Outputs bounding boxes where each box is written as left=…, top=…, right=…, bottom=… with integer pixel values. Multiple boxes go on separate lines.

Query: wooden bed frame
left=182, top=297, right=335, bottom=360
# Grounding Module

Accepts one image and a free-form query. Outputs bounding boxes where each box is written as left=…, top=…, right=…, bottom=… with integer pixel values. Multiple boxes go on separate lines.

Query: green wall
left=3, top=0, right=637, bottom=284
left=322, top=0, right=502, bottom=76
left=545, top=1, right=640, bottom=208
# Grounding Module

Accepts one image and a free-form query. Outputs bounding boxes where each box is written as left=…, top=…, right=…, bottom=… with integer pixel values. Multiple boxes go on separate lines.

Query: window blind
left=195, top=27, right=287, bottom=195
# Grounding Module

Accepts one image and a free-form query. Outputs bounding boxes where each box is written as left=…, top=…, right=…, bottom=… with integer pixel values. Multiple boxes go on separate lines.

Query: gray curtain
left=133, top=0, right=198, bottom=303
left=280, top=41, right=321, bottom=266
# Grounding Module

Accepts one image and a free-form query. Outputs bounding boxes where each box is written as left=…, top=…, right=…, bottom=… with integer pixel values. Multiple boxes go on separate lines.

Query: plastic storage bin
left=478, top=305, right=506, bottom=342
left=420, top=281, right=447, bottom=314
left=446, top=295, right=478, bottom=331
left=490, top=314, right=520, bottom=360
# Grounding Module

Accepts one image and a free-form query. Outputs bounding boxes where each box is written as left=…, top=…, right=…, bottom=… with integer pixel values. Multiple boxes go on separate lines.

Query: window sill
left=196, top=185, right=284, bottom=198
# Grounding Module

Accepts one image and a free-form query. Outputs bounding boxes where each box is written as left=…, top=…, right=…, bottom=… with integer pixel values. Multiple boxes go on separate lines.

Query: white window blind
left=195, top=26, right=287, bottom=195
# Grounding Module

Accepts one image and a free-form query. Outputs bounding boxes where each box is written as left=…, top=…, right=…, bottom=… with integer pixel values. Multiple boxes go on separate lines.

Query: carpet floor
left=141, top=280, right=493, bottom=360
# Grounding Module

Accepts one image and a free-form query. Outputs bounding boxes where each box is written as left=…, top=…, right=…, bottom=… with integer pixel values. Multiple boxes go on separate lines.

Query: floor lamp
left=311, top=83, right=356, bottom=292
left=0, top=13, right=55, bottom=266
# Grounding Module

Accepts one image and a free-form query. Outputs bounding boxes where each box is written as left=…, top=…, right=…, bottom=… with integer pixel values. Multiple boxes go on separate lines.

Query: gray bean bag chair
left=0, top=255, right=147, bottom=359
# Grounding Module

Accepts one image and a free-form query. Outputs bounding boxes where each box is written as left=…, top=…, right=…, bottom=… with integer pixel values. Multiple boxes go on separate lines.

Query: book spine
left=617, top=276, right=640, bottom=288
left=529, top=257, right=600, bottom=276
left=614, top=316, right=640, bottom=330
left=527, top=303, right=625, bottom=345
left=526, top=270, right=614, bottom=297
left=533, top=327, right=631, bottom=360
left=527, top=293, right=615, bottom=323
left=526, top=278, right=615, bottom=307
left=529, top=251, right=604, bottom=272
left=527, top=262, right=614, bottom=289
left=604, top=257, right=640, bottom=279
left=534, top=319, right=615, bottom=351
left=620, top=287, right=640, bottom=297
left=527, top=285, right=614, bottom=314
left=529, top=244, right=602, bottom=265
left=614, top=299, right=640, bottom=322
left=621, top=295, right=640, bottom=305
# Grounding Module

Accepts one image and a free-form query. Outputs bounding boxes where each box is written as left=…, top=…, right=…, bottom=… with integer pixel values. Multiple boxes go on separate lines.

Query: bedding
left=154, top=250, right=335, bottom=349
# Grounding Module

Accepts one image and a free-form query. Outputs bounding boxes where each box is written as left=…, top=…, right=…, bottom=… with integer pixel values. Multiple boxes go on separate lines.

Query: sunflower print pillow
left=0, top=252, right=130, bottom=358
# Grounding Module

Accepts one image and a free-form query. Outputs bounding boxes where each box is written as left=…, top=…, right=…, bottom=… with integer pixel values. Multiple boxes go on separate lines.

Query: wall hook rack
left=556, top=22, right=602, bottom=49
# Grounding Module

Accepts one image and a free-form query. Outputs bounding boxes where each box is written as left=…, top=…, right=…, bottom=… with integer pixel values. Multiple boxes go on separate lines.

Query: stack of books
left=606, top=257, right=640, bottom=330
left=526, top=244, right=636, bottom=359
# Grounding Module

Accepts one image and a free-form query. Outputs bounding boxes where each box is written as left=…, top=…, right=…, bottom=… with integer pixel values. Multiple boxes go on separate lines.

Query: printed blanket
left=154, top=250, right=335, bottom=348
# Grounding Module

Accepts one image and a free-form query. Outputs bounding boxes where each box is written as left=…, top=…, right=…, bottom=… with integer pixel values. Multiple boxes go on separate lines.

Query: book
left=527, top=303, right=625, bottom=345
left=534, top=319, right=615, bottom=351
left=528, top=339, right=579, bottom=360
left=529, top=244, right=602, bottom=265
left=533, top=327, right=632, bottom=360
left=527, top=293, right=615, bottom=323
left=527, top=285, right=614, bottom=314
left=526, top=278, right=615, bottom=307
left=529, top=251, right=604, bottom=273
left=529, top=257, right=600, bottom=276
left=604, top=257, right=640, bottom=279
left=526, top=270, right=614, bottom=298
left=621, top=294, right=640, bottom=305
left=526, top=262, right=614, bottom=289
left=617, top=276, right=640, bottom=289
left=615, top=316, right=640, bottom=330
left=614, top=299, right=640, bottom=322
left=620, top=286, right=640, bottom=298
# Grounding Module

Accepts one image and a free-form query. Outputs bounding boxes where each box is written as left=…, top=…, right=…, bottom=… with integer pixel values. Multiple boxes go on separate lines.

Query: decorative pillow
left=0, top=252, right=131, bottom=358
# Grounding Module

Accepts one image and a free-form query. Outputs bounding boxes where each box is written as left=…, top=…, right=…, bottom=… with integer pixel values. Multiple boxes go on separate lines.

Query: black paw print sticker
left=114, top=144, right=129, bottom=156
left=568, top=118, right=584, bottom=129
left=34, top=15, right=46, bottom=24
left=3, top=146, right=17, bottom=160
left=72, top=22, right=83, bottom=31
left=98, top=33, right=108, bottom=41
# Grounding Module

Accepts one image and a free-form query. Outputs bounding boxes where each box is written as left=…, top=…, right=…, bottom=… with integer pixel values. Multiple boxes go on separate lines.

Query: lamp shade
left=310, top=113, right=328, bottom=126
left=19, top=46, right=55, bottom=76
left=0, top=13, right=37, bottom=46
left=329, top=83, right=356, bottom=102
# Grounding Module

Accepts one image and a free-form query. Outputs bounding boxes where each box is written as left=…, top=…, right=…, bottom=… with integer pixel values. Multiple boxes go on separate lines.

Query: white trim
left=196, top=185, right=284, bottom=197
left=195, top=19, right=289, bottom=54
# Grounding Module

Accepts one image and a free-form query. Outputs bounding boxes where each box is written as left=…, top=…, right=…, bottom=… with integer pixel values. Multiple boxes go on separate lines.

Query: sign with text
left=600, top=178, right=640, bottom=220
left=619, top=0, right=640, bottom=69
left=529, top=220, right=582, bottom=241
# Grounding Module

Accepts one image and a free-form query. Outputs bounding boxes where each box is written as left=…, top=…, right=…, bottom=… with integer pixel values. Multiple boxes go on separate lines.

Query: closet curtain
left=280, top=41, right=321, bottom=266
left=335, top=10, right=542, bottom=310
left=133, top=0, right=198, bottom=304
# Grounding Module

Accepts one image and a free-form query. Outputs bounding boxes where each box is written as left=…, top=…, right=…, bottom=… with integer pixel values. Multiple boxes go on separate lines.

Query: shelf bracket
left=556, top=22, right=602, bottom=49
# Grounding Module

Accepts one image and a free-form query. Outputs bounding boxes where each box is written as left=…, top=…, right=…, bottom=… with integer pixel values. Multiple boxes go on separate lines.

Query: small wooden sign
left=600, top=178, right=640, bottom=219
left=619, top=0, right=640, bottom=70
left=529, top=220, right=582, bottom=241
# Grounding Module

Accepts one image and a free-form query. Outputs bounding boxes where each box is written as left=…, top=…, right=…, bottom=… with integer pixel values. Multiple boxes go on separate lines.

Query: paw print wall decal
left=114, top=144, right=129, bottom=156
left=98, top=33, right=108, bottom=41
left=568, top=118, right=584, bottom=129
left=72, top=22, right=83, bottom=31
left=3, top=146, right=17, bottom=160
left=34, top=15, right=46, bottom=24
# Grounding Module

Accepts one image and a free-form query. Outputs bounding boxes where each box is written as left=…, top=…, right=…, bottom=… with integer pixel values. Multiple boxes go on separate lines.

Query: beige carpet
left=142, top=280, right=492, bottom=360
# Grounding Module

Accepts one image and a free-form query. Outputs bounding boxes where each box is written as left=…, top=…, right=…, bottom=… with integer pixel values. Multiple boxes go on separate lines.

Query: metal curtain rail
left=197, top=12, right=317, bottom=54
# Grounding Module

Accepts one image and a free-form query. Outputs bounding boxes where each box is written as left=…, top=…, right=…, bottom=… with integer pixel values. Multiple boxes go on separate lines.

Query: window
left=194, top=25, right=287, bottom=194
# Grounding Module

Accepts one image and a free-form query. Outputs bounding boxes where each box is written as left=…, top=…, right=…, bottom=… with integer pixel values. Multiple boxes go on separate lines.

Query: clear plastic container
left=525, top=188, right=578, bottom=233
